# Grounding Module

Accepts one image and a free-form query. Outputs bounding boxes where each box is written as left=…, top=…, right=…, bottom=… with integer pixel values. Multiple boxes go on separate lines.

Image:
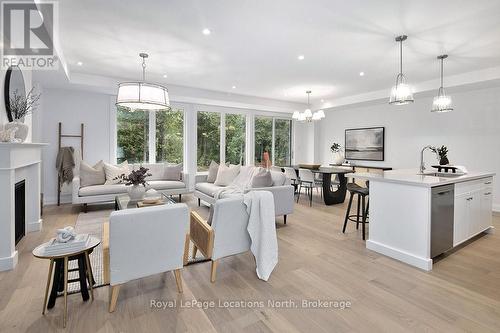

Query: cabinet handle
left=484, top=192, right=491, bottom=195
left=485, top=181, right=492, bottom=185
left=467, top=197, right=474, bottom=201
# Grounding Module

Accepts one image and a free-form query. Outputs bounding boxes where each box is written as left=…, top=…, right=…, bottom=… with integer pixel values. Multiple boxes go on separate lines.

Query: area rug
left=66, top=209, right=209, bottom=294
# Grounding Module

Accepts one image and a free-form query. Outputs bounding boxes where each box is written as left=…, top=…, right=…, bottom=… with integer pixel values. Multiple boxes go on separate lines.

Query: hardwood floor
left=1, top=194, right=500, bottom=332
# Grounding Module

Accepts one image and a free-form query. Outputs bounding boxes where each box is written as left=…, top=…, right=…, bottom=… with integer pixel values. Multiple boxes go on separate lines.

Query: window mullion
left=271, top=118, right=276, bottom=166
left=220, top=112, right=226, bottom=164
left=149, top=110, right=156, bottom=163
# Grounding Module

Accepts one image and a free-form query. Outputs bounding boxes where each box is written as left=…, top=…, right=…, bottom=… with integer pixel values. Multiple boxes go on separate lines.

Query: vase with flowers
left=4, top=88, right=41, bottom=142
left=115, top=167, right=152, bottom=200
left=330, top=142, right=344, bottom=165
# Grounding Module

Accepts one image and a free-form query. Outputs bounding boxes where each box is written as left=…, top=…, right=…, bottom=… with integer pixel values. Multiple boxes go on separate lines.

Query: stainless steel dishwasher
left=430, top=184, right=455, bottom=258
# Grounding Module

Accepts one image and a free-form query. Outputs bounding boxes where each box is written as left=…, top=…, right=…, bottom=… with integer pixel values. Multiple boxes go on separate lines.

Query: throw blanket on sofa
left=56, top=146, right=75, bottom=184
left=243, top=191, right=278, bottom=281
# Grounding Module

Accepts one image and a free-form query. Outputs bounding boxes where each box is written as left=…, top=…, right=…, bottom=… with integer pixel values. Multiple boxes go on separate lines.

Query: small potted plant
left=330, top=142, right=344, bottom=165
left=4, top=88, right=41, bottom=142
left=115, top=167, right=152, bottom=200
left=431, top=145, right=450, bottom=165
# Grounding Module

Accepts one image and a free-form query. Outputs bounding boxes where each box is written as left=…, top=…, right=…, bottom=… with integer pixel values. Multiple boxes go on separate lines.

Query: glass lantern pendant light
left=116, top=53, right=170, bottom=110
left=431, top=54, right=453, bottom=113
left=389, top=35, right=414, bottom=105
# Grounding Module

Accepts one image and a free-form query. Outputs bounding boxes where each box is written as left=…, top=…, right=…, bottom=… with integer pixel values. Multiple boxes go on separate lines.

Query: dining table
left=291, top=166, right=352, bottom=205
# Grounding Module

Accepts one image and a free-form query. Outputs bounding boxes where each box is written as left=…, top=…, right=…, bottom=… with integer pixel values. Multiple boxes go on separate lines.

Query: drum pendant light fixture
left=116, top=53, right=170, bottom=110
left=389, top=35, right=414, bottom=105
left=431, top=54, right=453, bottom=113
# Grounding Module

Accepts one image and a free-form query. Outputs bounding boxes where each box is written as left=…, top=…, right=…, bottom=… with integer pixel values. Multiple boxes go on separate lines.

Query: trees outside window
left=274, top=119, right=292, bottom=166
left=156, top=109, right=184, bottom=163
left=116, top=106, right=149, bottom=163
left=225, top=113, right=246, bottom=165
left=254, top=116, right=273, bottom=167
left=116, top=106, right=184, bottom=164
left=197, top=111, right=221, bottom=171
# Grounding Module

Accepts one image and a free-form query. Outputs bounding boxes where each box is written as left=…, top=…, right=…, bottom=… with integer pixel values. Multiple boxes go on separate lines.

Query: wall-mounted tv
left=345, top=127, right=385, bottom=161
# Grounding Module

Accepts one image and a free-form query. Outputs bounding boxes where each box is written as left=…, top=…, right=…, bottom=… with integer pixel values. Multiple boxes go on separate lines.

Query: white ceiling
left=56, top=0, right=500, bottom=105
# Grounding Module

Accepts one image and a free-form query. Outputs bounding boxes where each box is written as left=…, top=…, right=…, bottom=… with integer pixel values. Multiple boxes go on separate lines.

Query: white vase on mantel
left=332, top=152, right=345, bottom=165
left=127, top=184, right=146, bottom=201
left=4, top=120, right=29, bottom=143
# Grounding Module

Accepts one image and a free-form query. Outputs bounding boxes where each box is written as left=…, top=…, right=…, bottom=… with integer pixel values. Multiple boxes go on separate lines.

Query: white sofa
left=108, top=204, right=189, bottom=312
left=194, top=167, right=294, bottom=223
left=72, top=163, right=190, bottom=211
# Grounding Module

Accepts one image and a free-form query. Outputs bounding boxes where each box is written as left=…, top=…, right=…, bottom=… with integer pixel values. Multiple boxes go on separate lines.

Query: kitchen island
left=350, top=169, right=495, bottom=270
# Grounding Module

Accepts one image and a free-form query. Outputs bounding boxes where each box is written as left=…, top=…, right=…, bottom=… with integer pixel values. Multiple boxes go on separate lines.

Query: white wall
left=314, top=86, right=500, bottom=210
left=40, top=88, right=112, bottom=204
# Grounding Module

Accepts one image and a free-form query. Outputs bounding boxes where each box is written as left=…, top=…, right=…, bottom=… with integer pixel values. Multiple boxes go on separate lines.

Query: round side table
left=33, top=236, right=100, bottom=328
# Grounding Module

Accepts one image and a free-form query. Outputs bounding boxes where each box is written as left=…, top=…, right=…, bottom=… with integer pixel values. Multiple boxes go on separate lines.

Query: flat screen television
left=345, top=127, right=385, bottom=161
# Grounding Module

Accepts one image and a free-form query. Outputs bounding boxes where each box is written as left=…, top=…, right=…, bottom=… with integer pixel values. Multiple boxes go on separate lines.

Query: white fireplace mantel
left=0, top=142, right=48, bottom=271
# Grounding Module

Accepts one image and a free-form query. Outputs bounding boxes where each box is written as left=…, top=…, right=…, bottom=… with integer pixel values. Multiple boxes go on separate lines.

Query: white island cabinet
left=350, top=169, right=495, bottom=271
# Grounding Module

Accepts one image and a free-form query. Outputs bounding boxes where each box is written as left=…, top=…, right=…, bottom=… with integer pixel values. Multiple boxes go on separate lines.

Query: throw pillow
left=79, top=160, right=105, bottom=187
left=251, top=167, right=274, bottom=188
left=104, top=161, right=129, bottom=185
left=164, top=163, right=183, bottom=181
left=214, top=164, right=241, bottom=186
left=206, top=160, right=219, bottom=183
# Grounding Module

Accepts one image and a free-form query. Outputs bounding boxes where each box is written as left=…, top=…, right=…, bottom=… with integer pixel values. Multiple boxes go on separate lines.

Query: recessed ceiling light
left=359, top=71, right=365, bottom=76
left=163, top=74, right=168, bottom=78
left=297, top=55, right=305, bottom=60
left=76, top=61, right=83, bottom=66
left=232, top=85, right=236, bottom=89
left=321, top=99, right=324, bottom=103
left=202, top=28, right=211, bottom=35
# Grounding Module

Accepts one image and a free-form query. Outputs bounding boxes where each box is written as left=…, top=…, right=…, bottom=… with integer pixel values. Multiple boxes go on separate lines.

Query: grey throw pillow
left=206, top=161, right=219, bottom=183
left=164, top=163, right=183, bottom=181
left=79, top=160, right=105, bottom=187
left=251, top=167, right=273, bottom=188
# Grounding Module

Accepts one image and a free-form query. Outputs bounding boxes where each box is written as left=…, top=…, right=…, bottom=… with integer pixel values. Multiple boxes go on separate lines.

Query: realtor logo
left=1, top=1, right=58, bottom=70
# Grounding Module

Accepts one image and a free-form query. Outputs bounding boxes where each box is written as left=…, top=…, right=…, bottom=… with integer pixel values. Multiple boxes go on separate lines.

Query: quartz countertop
left=347, top=169, right=495, bottom=187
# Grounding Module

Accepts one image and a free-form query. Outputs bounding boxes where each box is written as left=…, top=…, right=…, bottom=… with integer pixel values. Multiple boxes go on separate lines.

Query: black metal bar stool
left=342, top=182, right=369, bottom=240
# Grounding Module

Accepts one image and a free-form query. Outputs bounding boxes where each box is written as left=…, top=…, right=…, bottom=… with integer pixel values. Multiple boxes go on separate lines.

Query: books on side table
left=43, top=234, right=90, bottom=256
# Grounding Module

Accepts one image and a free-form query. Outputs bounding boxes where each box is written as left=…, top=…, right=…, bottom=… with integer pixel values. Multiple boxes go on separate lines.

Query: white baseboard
left=27, top=219, right=43, bottom=232
left=366, top=240, right=433, bottom=271
left=0, top=251, right=18, bottom=272
left=493, top=203, right=500, bottom=213
left=44, top=194, right=72, bottom=206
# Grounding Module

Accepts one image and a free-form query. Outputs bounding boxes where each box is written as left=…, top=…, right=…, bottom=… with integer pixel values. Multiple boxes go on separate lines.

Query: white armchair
left=108, top=204, right=190, bottom=312
left=190, top=197, right=251, bottom=282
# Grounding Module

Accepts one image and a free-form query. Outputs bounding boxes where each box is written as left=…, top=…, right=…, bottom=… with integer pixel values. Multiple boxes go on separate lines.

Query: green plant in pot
left=330, top=142, right=344, bottom=165
left=114, top=167, right=152, bottom=200
left=4, top=88, right=41, bottom=142
left=431, top=145, right=450, bottom=165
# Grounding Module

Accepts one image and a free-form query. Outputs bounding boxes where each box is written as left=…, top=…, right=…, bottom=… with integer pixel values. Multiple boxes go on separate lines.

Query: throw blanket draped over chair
left=244, top=191, right=278, bottom=281
left=56, top=146, right=75, bottom=184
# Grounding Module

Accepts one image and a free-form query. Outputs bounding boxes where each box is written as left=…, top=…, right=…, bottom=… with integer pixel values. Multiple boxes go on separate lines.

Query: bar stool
left=342, top=182, right=369, bottom=240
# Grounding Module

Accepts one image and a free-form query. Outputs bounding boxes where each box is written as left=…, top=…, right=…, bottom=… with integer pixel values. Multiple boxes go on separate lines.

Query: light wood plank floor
left=1, top=194, right=500, bottom=332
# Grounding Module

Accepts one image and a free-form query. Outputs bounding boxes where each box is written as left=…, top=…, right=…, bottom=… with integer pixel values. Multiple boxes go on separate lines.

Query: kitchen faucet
left=420, top=145, right=434, bottom=174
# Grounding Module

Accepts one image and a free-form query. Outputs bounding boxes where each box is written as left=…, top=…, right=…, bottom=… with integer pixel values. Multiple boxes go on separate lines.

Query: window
left=116, top=106, right=149, bottom=163
left=116, top=106, right=184, bottom=164
left=254, top=116, right=292, bottom=167
left=156, top=109, right=183, bottom=163
left=225, top=113, right=246, bottom=165
left=197, top=111, right=221, bottom=171
left=274, top=119, right=292, bottom=166
left=254, top=116, right=273, bottom=167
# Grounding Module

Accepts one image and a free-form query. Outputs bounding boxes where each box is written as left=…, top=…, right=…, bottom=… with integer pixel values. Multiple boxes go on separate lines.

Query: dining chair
left=283, top=167, right=298, bottom=185
left=297, top=169, right=321, bottom=206
left=270, top=166, right=283, bottom=173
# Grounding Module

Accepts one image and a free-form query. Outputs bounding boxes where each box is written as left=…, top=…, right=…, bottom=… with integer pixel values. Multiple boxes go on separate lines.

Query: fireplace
left=15, top=180, right=26, bottom=245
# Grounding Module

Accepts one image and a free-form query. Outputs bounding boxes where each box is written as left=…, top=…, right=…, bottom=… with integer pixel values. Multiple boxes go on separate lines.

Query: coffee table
left=114, top=192, right=175, bottom=210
